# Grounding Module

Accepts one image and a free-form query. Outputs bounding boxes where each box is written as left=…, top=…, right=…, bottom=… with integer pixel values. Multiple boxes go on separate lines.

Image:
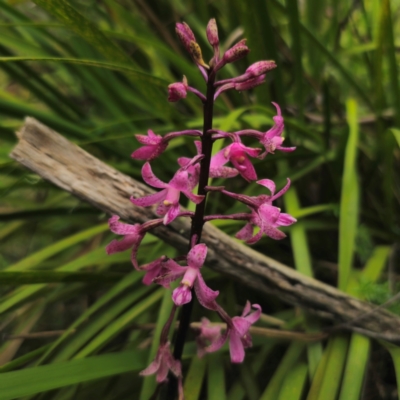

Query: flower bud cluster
left=106, top=19, right=296, bottom=396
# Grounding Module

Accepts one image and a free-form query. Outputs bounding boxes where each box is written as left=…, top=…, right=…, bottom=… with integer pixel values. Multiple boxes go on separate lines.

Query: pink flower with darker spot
left=211, top=137, right=261, bottom=182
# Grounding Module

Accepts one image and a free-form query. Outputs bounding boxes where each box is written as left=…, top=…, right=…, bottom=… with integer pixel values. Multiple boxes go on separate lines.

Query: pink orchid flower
left=105, top=215, right=147, bottom=269
left=178, top=141, right=239, bottom=187
left=153, top=244, right=219, bottom=310
left=195, top=317, right=223, bottom=358
left=221, top=178, right=296, bottom=243
left=131, top=129, right=168, bottom=161
left=131, top=162, right=204, bottom=225
left=211, top=137, right=261, bottom=182
left=140, top=341, right=183, bottom=398
left=258, top=103, right=296, bottom=157
left=202, top=301, right=261, bottom=363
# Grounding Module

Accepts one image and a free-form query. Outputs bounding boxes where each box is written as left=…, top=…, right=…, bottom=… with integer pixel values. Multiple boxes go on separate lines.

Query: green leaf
left=0, top=350, right=147, bottom=400
left=31, top=0, right=132, bottom=65
left=6, top=223, right=108, bottom=271
left=338, top=99, right=360, bottom=291
left=207, top=352, right=226, bottom=400
left=0, top=57, right=167, bottom=88
left=277, top=362, right=308, bottom=400
left=183, top=355, right=207, bottom=400
left=260, top=342, right=305, bottom=400
left=338, top=334, right=370, bottom=400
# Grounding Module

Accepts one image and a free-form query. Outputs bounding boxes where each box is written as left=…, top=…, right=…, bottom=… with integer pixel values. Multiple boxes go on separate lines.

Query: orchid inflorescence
left=106, top=18, right=296, bottom=398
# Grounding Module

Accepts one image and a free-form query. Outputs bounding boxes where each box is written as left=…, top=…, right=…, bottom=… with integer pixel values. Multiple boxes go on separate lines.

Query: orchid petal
left=183, top=190, right=205, bottom=204
left=164, top=203, right=181, bottom=224
left=230, top=155, right=257, bottom=181
left=206, top=328, right=229, bottom=353
left=141, top=163, right=167, bottom=189
left=246, top=229, right=263, bottom=244
left=211, top=147, right=230, bottom=168
left=262, top=224, right=286, bottom=240
left=258, top=204, right=281, bottom=224
left=187, top=243, right=207, bottom=269
left=108, top=215, right=140, bottom=235
left=271, top=178, right=291, bottom=200
left=235, top=223, right=254, bottom=241
left=106, top=235, right=137, bottom=254
left=130, top=190, right=167, bottom=207
left=276, top=212, right=297, bottom=226
left=229, top=330, right=245, bottom=363
left=257, top=179, right=276, bottom=196
left=194, top=273, right=219, bottom=310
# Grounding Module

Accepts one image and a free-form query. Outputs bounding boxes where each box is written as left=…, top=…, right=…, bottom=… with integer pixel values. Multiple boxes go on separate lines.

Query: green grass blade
left=6, top=223, right=108, bottom=271
left=260, top=342, right=305, bottom=400
left=338, top=334, right=370, bottom=400
left=207, top=352, right=226, bottom=400
left=73, top=288, right=163, bottom=359
left=183, top=356, right=207, bottom=400
left=338, top=99, right=360, bottom=290
left=31, top=0, right=131, bottom=65
left=0, top=57, right=167, bottom=87
left=361, top=246, right=391, bottom=283
left=38, top=270, right=145, bottom=364
left=0, top=350, right=147, bottom=400
left=277, top=362, right=308, bottom=400
left=285, top=0, right=304, bottom=119
left=315, top=336, right=349, bottom=400
left=385, top=343, right=400, bottom=400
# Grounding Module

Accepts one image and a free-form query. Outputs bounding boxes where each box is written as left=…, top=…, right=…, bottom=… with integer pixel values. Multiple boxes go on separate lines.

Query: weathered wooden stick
left=10, top=118, right=400, bottom=341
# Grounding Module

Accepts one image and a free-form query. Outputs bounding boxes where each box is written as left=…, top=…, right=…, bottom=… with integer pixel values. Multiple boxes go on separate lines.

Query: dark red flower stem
left=166, top=68, right=216, bottom=399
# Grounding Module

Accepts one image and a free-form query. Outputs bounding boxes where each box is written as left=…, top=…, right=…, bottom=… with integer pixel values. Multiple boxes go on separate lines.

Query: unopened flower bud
left=176, top=22, right=196, bottom=53
left=246, top=60, right=276, bottom=77
left=206, top=18, right=219, bottom=47
left=168, top=76, right=188, bottom=102
left=234, top=74, right=266, bottom=91
left=223, top=39, right=249, bottom=64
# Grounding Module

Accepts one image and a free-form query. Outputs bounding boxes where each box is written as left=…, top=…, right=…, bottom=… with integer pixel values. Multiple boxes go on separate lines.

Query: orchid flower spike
left=130, top=162, right=204, bottom=225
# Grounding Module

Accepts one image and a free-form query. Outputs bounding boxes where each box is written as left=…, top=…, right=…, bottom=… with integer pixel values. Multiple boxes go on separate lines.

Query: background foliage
left=0, top=0, right=399, bottom=399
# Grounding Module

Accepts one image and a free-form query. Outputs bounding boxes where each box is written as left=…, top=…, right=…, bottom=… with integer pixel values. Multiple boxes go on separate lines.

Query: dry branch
left=10, top=118, right=400, bottom=342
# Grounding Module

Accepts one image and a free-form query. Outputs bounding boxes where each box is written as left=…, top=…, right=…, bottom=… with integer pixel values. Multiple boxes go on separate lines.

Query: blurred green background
left=0, top=0, right=399, bottom=399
